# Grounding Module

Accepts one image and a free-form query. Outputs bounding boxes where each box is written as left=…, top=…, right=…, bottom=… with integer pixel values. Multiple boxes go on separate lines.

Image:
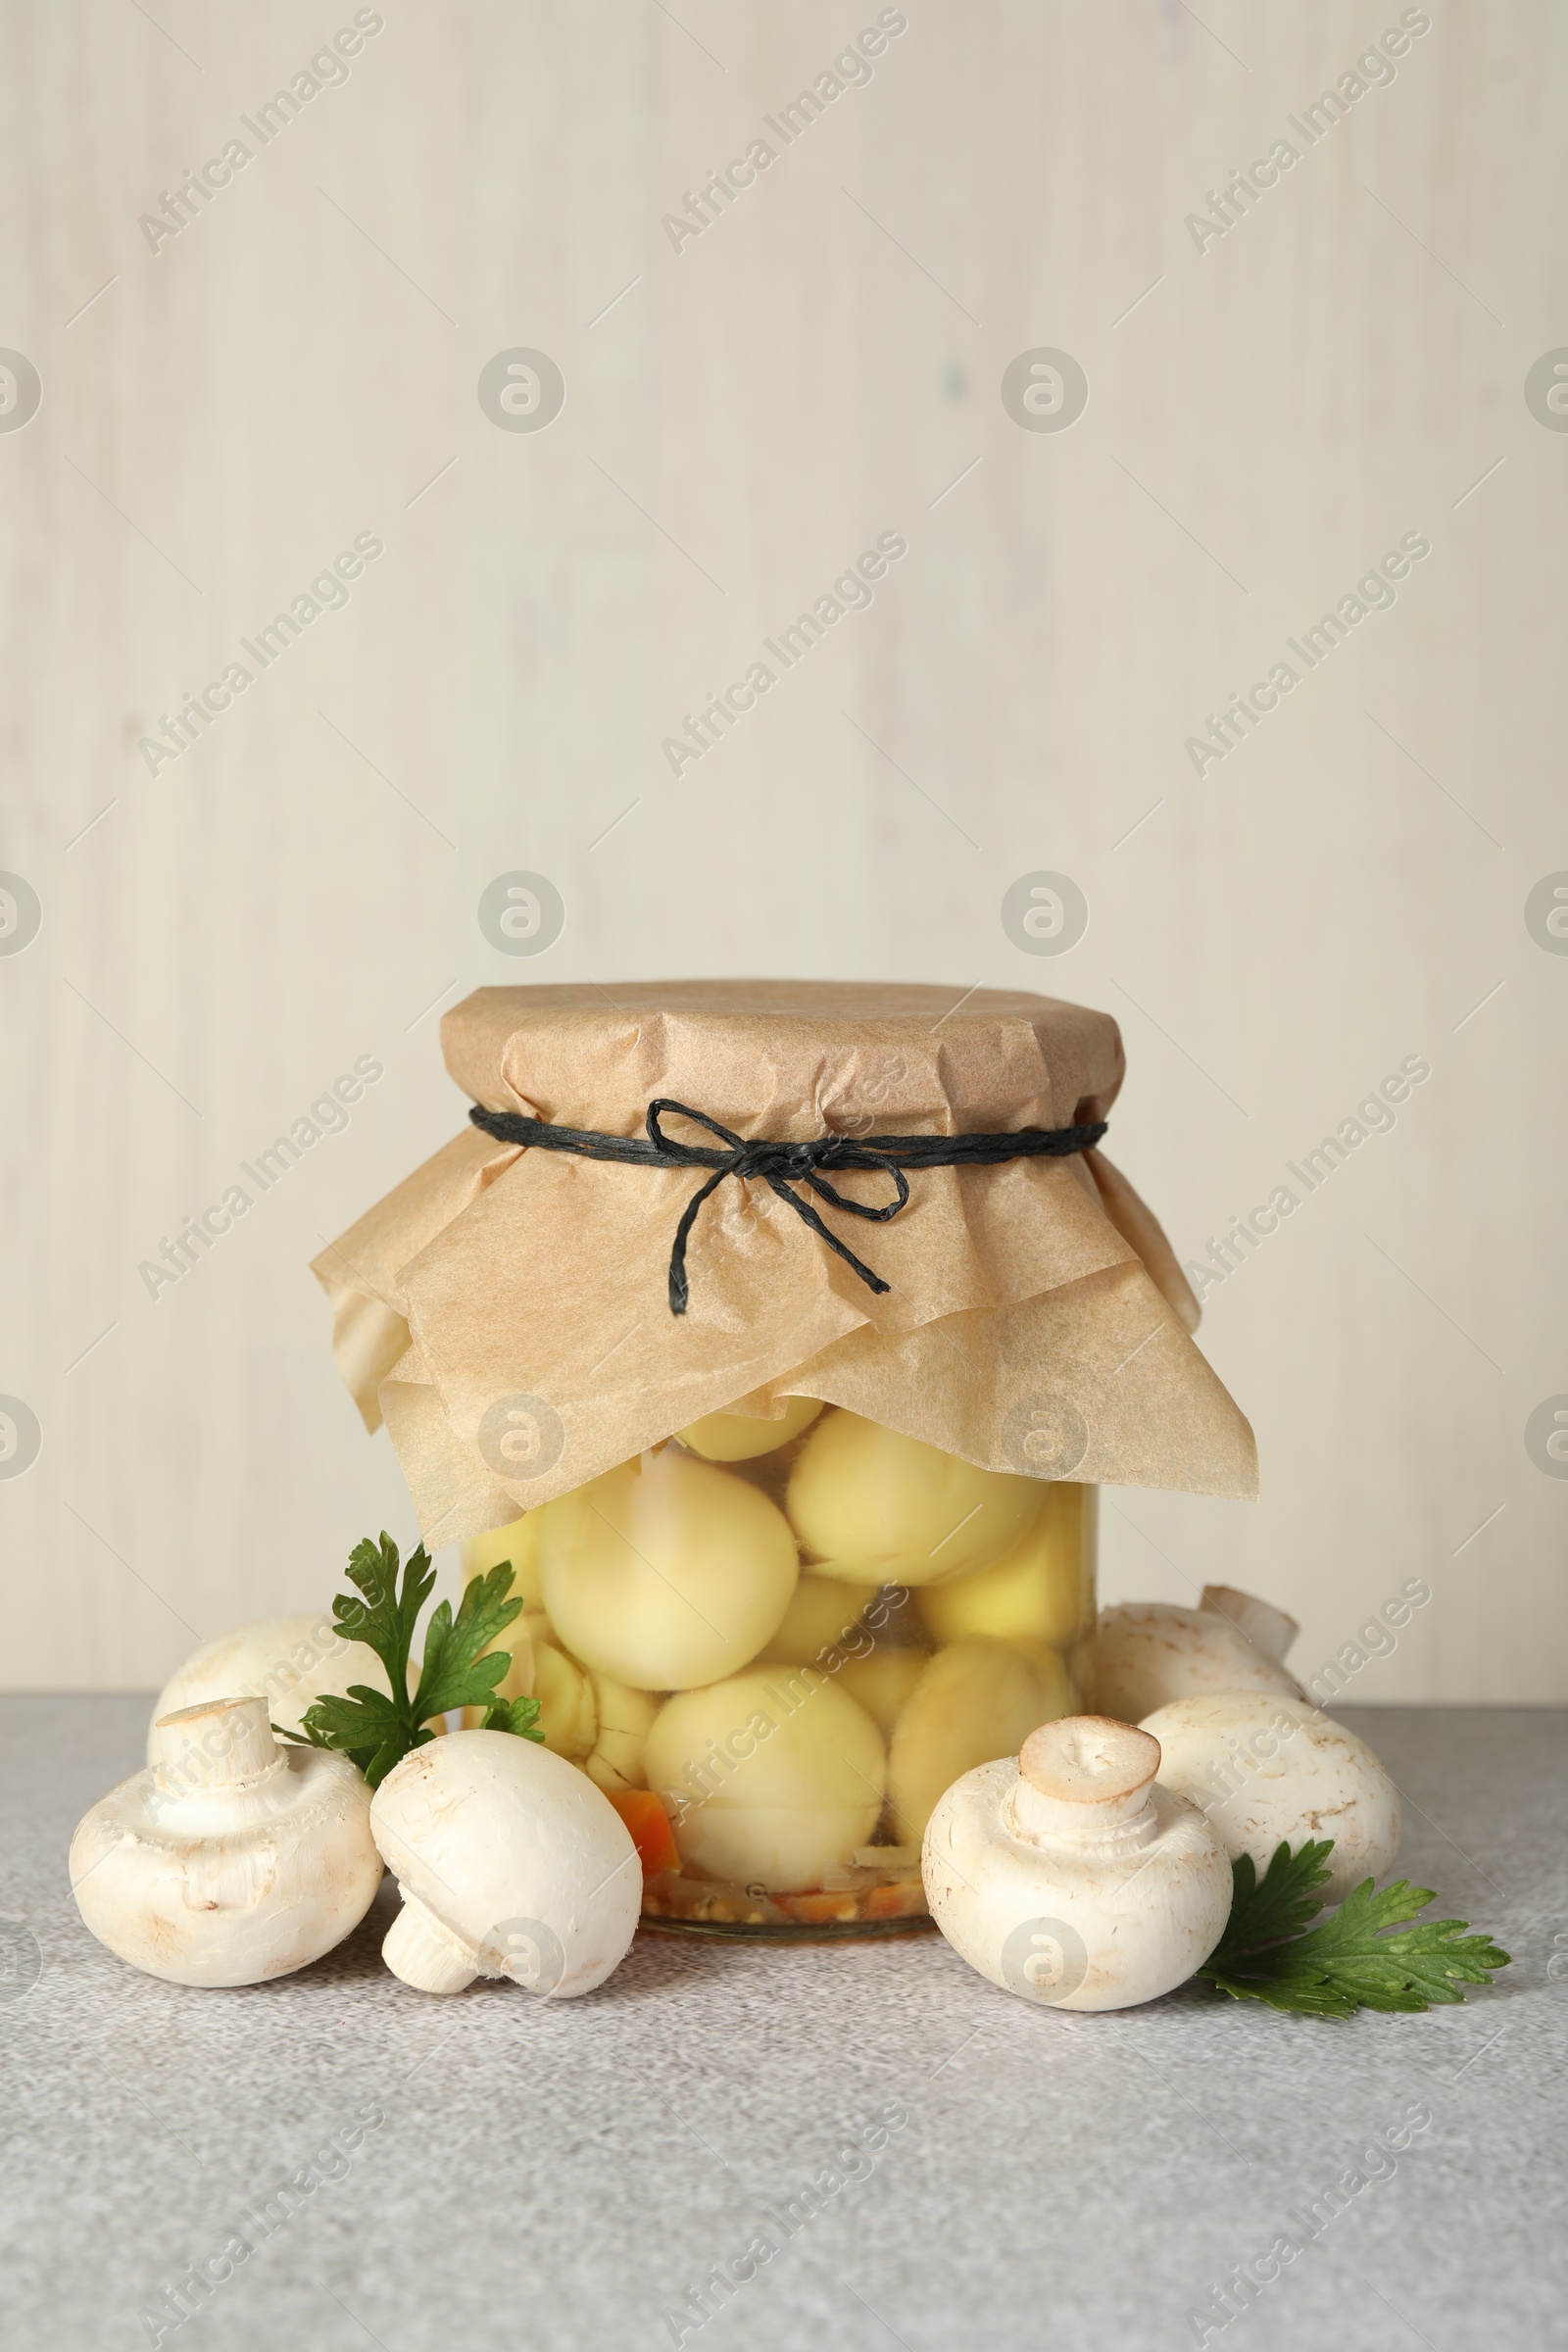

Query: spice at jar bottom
left=314, top=979, right=1256, bottom=1941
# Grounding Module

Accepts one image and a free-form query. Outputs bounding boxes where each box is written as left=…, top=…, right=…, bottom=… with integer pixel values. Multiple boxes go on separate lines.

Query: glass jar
left=464, top=1400, right=1096, bottom=1939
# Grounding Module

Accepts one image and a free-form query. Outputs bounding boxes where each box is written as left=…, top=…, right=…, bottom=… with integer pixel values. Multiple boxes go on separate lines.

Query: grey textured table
left=2, top=1699, right=1563, bottom=2352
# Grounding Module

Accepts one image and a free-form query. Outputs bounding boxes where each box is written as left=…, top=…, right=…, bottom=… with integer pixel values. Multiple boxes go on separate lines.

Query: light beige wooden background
left=2, top=0, right=1562, bottom=1696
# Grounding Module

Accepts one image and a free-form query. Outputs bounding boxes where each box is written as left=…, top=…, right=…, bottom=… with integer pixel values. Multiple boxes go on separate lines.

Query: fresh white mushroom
left=923, top=1715, right=1233, bottom=2011
left=644, top=1669, right=885, bottom=1892
left=916, top=1485, right=1093, bottom=1649
left=1139, top=1692, right=1401, bottom=1903
left=1095, top=1592, right=1305, bottom=1726
left=370, top=1729, right=640, bottom=1997
left=536, top=1448, right=799, bottom=1690
left=675, top=1396, right=823, bottom=1460
left=759, top=1574, right=879, bottom=1664
left=887, top=1638, right=1075, bottom=1843
left=786, top=1409, right=1041, bottom=1587
left=72, top=1696, right=382, bottom=1987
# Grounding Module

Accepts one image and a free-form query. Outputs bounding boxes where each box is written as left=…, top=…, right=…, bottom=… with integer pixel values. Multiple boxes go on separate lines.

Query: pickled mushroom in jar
left=916, top=1486, right=1092, bottom=1649
left=888, top=1637, right=1075, bottom=1841
left=536, top=1448, right=799, bottom=1690
left=644, top=1669, right=886, bottom=1893
left=759, top=1574, right=880, bottom=1665
left=676, top=1396, right=823, bottom=1461
left=786, top=1410, right=1041, bottom=1588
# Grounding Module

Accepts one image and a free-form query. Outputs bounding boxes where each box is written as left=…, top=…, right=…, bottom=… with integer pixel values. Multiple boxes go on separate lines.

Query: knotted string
left=468, top=1097, right=1108, bottom=1315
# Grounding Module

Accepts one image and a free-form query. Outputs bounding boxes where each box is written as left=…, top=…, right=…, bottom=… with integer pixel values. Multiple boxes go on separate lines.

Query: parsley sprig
left=282, top=1532, right=543, bottom=1786
left=1199, top=1839, right=1511, bottom=2019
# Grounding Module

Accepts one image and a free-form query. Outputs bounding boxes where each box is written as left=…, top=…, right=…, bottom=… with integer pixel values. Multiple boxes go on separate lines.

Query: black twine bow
left=468, top=1098, right=1108, bottom=1315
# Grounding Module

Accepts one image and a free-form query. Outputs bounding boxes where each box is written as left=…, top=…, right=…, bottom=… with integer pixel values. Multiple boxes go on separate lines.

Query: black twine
left=468, top=1098, right=1107, bottom=1316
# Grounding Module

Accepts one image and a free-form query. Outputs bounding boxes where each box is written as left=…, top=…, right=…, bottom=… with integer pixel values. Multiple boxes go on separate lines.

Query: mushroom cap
left=1095, top=1600, right=1304, bottom=1726
left=923, top=1749, right=1232, bottom=2011
left=147, top=1612, right=402, bottom=1755
left=1138, top=1692, right=1400, bottom=1902
left=536, top=1448, right=800, bottom=1690
left=369, top=1731, right=640, bottom=1997
left=644, top=1669, right=885, bottom=1892
left=73, top=1698, right=381, bottom=1987
left=785, top=1409, right=1041, bottom=1587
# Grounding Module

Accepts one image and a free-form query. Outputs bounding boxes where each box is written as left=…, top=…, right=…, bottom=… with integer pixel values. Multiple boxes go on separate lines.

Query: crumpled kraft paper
left=312, top=980, right=1256, bottom=1545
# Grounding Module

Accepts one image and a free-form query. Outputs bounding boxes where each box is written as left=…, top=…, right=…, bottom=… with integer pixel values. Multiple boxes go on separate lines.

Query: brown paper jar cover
left=311, top=980, right=1256, bottom=1546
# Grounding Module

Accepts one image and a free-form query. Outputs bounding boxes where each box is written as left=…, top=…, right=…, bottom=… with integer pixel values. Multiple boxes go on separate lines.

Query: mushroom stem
left=383, top=1893, right=479, bottom=1996
left=149, top=1696, right=284, bottom=1793
left=1200, top=1586, right=1298, bottom=1663
left=1005, top=1717, right=1161, bottom=1845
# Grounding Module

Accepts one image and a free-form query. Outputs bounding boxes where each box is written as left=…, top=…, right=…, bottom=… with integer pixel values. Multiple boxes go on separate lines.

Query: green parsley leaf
left=482, top=1693, right=545, bottom=1739
left=339, top=1531, right=434, bottom=1698
left=412, top=1561, right=526, bottom=1721
left=282, top=1531, right=545, bottom=1786
left=294, top=1688, right=409, bottom=1786
left=1199, top=1839, right=1511, bottom=2020
left=1206, top=1838, right=1337, bottom=1963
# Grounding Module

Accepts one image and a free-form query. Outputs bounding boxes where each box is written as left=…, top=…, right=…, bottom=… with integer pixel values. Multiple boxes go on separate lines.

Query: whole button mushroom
left=536, top=1448, right=800, bottom=1690
left=1139, top=1692, right=1401, bottom=1903
left=644, top=1670, right=885, bottom=1892
left=786, top=1409, right=1041, bottom=1587
left=1095, top=1589, right=1305, bottom=1726
left=72, top=1696, right=382, bottom=1987
left=370, top=1730, right=640, bottom=1997
left=923, top=1715, right=1233, bottom=2010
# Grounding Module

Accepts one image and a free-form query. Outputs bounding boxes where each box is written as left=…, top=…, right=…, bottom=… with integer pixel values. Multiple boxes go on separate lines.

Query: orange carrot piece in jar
left=609, top=1788, right=680, bottom=1878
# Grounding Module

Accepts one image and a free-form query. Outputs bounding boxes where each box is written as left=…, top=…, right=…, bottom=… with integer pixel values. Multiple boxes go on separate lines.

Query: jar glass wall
left=464, top=1404, right=1097, bottom=1939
